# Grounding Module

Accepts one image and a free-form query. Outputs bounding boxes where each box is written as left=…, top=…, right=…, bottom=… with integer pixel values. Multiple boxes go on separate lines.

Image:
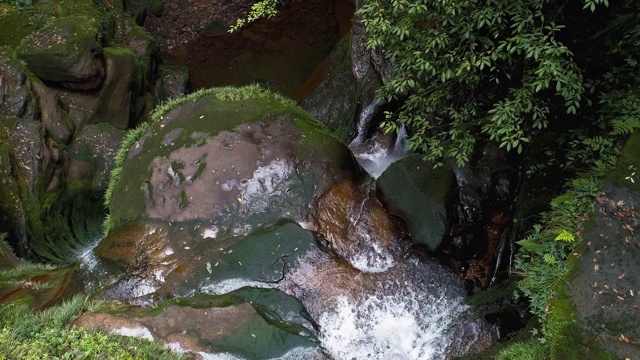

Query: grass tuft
left=497, top=339, right=547, bottom=360
left=0, top=295, right=183, bottom=360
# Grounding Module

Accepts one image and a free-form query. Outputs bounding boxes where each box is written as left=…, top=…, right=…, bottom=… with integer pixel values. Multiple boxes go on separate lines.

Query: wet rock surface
left=75, top=290, right=321, bottom=359
left=377, top=154, right=455, bottom=251
left=86, top=87, right=499, bottom=358
left=299, top=18, right=383, bottom=142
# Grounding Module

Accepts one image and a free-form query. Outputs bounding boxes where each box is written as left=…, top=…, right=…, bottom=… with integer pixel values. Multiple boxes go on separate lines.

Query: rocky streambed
left=0, top=0, right=530, bottom=359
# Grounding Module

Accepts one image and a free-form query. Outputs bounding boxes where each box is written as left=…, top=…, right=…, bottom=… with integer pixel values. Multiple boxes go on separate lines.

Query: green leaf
left=555, top=229, right=575, bottom=242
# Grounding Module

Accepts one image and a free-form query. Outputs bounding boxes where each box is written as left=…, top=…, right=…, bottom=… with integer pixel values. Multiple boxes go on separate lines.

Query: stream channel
left=69, top=1, right=500, bottom=358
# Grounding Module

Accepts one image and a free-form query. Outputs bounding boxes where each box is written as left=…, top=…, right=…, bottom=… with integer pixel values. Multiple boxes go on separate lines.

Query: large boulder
left=98, top=85, right=369, bottom=299
left=377, top=154, right=456, bottom=251
left=104, top=85, right=359, bottom=234
left=16, top=17, right=104, bottom=90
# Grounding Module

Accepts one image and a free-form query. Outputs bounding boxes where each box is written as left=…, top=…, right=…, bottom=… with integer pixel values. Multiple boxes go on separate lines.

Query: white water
left=319, top=292, right=467, bottom=360
left=351, top=125, right=408, bottom=179
left=347, top=235, right=396, bottom=273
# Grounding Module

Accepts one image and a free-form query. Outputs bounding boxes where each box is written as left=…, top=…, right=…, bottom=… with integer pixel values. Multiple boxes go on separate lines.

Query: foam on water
left=347, top=239, right=396, bottom=273
left=111, top=327, right=154, bottom=341
left=351, top=126, right=408, bottom=179
left=74, top=234, right=104, bottom=272
left=200, top=278, right=274, bottom=295
left=318, top=287, right=467, bottom=359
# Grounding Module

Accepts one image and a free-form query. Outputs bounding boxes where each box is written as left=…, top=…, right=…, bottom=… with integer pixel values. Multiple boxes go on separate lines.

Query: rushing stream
left=62, top=2, right=498, bottom=358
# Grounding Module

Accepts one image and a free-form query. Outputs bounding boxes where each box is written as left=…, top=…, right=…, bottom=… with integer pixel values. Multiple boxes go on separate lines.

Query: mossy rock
left=16, top=16, right=104, bottom=89
left=0, top=7, right=35, bottom=48
left=551, top=133, right=640, bottom=359
left=106, top=85, right=356, bottom=233
left=97, top=85, right=363, bottom=300
left=0, top=50, right=35, bottom=119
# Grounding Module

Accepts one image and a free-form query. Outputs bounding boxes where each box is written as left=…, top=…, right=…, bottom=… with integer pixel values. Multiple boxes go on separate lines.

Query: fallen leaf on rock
left=619, top=334, right=630, bottom=344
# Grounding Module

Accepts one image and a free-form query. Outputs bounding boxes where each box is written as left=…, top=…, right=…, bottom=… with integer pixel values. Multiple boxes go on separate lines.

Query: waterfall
left=351, top=100, right=384, bottom=145
left=350, top=124, right=409, bottom=178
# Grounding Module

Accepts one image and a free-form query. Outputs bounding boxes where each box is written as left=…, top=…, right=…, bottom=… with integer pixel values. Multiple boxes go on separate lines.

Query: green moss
left=171, top=161, right=186, bottom=183
left=0, top=296, right=183, bottom=360
left=179, top=190, right=189, bottom=209
left=609, top=130, right=640, bottom=193
left=0, top=8, right=35, bottom=48
left=190, top=154, right=207, bottom=181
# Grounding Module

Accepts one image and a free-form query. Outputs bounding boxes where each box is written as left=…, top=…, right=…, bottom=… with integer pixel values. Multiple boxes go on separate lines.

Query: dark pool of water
left=163, top=0, right=354, bottom=100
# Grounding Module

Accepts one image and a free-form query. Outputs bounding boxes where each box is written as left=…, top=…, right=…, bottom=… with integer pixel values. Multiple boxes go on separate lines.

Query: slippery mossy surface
left=104, top=85, right=343, bottom=232
left=0, top=7, right=34, bottom=48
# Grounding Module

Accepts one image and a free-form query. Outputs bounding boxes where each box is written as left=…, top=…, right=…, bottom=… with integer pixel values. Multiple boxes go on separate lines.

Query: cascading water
left=283, top=251, right=495, bottom=360
left=350, top=124, right=409, bottom=178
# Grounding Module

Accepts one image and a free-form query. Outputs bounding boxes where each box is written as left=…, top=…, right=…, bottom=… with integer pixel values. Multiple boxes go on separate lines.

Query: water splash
left=347, top=235, right=396, bottom=273
left=351, top=125, right=408, bottom=179
left=319, top=289, right=467, bottom=359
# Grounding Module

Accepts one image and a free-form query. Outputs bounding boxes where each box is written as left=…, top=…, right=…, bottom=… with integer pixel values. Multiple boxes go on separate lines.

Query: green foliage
left=230, top=0, right=279, bottom=32
left=554, top=229, right=575, bottom=242
left=102, top=123, right=148, bottom=235
left=149, top=84, right=294, bottom=123
left=360, top=0, right=584, bottom=167
left=497, top=339, right=547, bottom=360
left=513, top=172, right=605, bottom=320
left=0, top=296, right=182, bottom=360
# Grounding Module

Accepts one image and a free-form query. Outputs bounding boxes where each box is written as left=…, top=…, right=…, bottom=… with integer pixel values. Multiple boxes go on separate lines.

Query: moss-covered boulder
left=105, top=86, right=358, bottom=233
left=377, top=155, right=456, bottom=251
left=16, top=17, right=104, bottom=90
left=557, top=130, right=640, bottom=359
left=96, top=85, right=373, bottom=298
left=75, top=290, right=321, bottom=359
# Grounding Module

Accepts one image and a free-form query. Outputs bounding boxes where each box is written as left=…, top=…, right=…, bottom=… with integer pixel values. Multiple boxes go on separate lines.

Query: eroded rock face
left=0, top=51, right=36, bottom=119
left=0, top=118, right=55, bottom=254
